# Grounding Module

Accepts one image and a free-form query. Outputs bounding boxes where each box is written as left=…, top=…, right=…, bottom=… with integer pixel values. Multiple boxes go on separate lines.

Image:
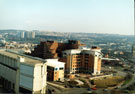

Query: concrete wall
left=33, top=64, right=47, bottom=92
left=0, top=64, right=16, bottom=83
left=20, top=64, right=34, bottom=90
left=0, top=54, right=17, bottom=69
left=0, top=51, right=47, bottom=93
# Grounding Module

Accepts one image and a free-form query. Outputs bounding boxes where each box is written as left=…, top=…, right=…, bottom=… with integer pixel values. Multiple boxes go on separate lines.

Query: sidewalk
left=47, top=82, right=67, bottom=90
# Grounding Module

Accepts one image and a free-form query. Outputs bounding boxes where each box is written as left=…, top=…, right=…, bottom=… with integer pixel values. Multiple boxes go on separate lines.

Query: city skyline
left=0, top=0, right=134, bottom=35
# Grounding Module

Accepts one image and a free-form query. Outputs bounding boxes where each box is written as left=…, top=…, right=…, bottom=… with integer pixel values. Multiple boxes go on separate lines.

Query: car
left=52, top=89, right=55, bottom=92
left=87, top=88, right=92, bottom=91
left=91, top=88, right=96, bottom=90
left=69, top=85, right=73, bottom=88
left=76, top=86, right=81, bottom=88
left=103, top=89, right=108, bottom=91
left=87, top=91, right=92, bottom=94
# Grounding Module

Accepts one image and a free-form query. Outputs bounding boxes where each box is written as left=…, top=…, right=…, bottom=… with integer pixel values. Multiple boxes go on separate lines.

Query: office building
left=25, top=31, right=35, bottom=39
left=20, top=32, right=25, bottom=38
left=60, top=47, right=102, bottom=75
left=31, top=32, right=35, bottom=39
left=25, top=31, right=30, bottom=39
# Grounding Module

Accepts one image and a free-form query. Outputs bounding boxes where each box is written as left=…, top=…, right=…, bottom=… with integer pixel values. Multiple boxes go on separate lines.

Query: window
left=77, top=60, right=80, bottom=61
left=59, top=67, right=64, bottom=70
left=55, top=68, right=58, bottom=70
left=47, top=66, right=54, bottom=71
left=77, top=62, right=80, bottom=64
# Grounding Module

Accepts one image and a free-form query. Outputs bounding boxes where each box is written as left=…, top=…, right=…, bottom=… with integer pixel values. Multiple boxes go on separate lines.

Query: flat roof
left=46, top=59, right=65, bottom=68
left=63, top=49, right=81, bottom=54
left=0, top=50, right=44, bottom=66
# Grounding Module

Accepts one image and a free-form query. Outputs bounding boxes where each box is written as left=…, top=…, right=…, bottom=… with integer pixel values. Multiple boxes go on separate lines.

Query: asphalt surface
left=47, top=84, right=88, bottom=94
left=120, top=74, right=135, bottom=89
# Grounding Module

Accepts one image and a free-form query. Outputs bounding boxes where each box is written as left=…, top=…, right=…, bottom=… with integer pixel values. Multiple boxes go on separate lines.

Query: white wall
left=20, top=64, right=33, bottom=76
left=20, top=64, right=34, bottom=90
left=20, top=75, right=33, bottom=90
left=33, top=64, right=47, bottom=92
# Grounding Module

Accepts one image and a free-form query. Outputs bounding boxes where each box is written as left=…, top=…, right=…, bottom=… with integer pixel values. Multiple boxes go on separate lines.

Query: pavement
left=47, top=82, right=66, bottom=89
left=47, top=82, right=88, bottom=94
left=120, top=74, right=135, bottom=90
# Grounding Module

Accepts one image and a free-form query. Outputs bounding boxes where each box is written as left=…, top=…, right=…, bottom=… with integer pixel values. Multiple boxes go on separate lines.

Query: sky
left=0, top=0, right=134, bottom=35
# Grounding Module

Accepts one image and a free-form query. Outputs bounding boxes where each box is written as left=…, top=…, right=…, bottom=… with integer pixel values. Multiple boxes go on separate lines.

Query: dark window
left=59, top=67, right=64, bottom=70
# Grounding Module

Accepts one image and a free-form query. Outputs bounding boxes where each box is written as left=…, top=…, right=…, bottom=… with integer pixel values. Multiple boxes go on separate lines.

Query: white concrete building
left=0, top=49, right=47, bottom=93
left=31, top=32, right=35, bottom=39
left=46, top=59, right=65, bottom=81
left=20, top=32, right=25, bottom=38
left=25, top=31, right=35, bottom=39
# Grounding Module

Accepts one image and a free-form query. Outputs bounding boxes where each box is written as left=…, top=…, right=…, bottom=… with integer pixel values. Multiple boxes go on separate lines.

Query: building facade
left=60, top=47, right=102, bottom=75
left=25, top=31, right=35, bottom=39
left=31, top=40, right=85, bottom=59
left=20, top=32, right=25, bottom=38
left=31, top=32, right=35, bottom=39
left=0, top=49, right=47, bottom=93
left=30, top=40, right=102, bottom=75
left=46, top=59, right=65, bottom=81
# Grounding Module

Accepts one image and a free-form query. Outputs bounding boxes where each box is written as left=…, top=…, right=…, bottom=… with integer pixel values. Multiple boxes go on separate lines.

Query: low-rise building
left=0, top=49, right=47, bottom=93
left=46, top=59, right=65, bottom=81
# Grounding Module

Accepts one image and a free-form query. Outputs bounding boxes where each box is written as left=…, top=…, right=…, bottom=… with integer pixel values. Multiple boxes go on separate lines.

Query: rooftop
left=0, top=49, right=44, bottom=66
left=45, top=59, right=65, bottom=68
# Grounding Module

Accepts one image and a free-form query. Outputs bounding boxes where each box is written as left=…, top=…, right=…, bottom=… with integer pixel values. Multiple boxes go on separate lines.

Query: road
left=120, top=74, right=135, bottom=90
left=47, top=83, right=88, bottom=94
left=47, top=85, right=88, bottom=94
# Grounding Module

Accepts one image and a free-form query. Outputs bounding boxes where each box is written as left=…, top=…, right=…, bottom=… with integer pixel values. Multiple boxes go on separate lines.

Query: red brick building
left=31, top=40, right=84, bottom=59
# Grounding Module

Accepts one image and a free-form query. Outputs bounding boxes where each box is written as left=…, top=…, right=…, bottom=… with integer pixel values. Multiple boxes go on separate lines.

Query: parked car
left=92, top=88, right=96, bottom=90
left=87, top=88, right=92, bottom=94
left=87, top=88, right=92, bottom=91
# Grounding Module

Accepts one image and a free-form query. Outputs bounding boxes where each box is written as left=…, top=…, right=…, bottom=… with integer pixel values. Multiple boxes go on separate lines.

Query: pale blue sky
left=0, top=0, right=134, bottom=35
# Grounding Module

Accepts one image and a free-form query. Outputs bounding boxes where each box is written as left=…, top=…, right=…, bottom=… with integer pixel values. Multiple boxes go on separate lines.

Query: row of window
left=0, top=54, right=17, bottom=68
left=55, top=67, right=64, bottom=70
left=72, top=58, right=81, bottom=61
left=72, top=68, right=91, bottom=70
left=48, top=67, right=64, bottom=71
left=73, top=68, right=80, bottom=70
left=73, top=55, right=81, bottom=58
left=73, top=61, right=81, bottom=64
left=73, top=65, right=80, bottom=67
